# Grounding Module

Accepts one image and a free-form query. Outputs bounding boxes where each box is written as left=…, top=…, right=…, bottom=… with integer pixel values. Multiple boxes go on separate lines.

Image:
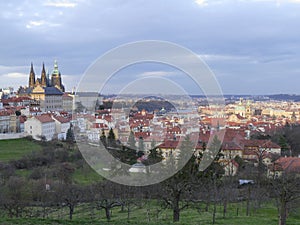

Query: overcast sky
left=1, top=0, right=300, bottom=95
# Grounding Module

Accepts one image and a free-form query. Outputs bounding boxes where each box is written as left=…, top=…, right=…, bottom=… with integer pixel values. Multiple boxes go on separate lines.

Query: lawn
left=0, top=138, right=42, bottom=162
left=1, top=201, right=299, bottom=225
left=72, top=164, right=103, bottom=185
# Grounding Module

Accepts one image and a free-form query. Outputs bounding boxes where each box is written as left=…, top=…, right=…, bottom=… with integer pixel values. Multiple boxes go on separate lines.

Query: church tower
left=41, top=62, right=47, bottom=87
left=28, top=62, right=36, bottom=88
left=51, top=60, right=65, bottom=92
left=246, top=100, right=252, bottom=119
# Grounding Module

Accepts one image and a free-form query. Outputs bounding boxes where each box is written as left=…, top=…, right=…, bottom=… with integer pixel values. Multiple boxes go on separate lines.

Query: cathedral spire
left=29, top=62, right=35, bottom=88
left=41, top=62, right=47, bottom=87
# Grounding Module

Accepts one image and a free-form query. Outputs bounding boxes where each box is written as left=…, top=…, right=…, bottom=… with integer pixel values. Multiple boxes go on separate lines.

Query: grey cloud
left=0, top=0, right=300, bottom=94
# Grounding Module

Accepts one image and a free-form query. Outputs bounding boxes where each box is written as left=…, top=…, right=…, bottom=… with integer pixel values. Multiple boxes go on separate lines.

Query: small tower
left=246, top=100, right=252, bottom=119
left=291, top=111, right=297, bottom=124
left=28, top=62, right=36, bottom=88
left=41, top=62, right=47, bottom=87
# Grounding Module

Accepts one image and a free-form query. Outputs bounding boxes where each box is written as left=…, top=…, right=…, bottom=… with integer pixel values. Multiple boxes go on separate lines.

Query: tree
left=100, top=129, right=107, bottom=148
left=146, top=140, right=163, bottom=165
left=107, top=128, right=116, bottom=148
left=199, top=135, right=224, bottom=224
left=66, top=124, right=75, bottom=144
left=160, top=135, right=200, bottom=222
left=56, top=162, right=75, bottom=184
left=1, top=176, right=30, bottom=218
left=127, top=130, right=136, bottom=151
left=137, top=137, right=145, bottom=157
left=92, top=181, right=123, bottom=221
left=278, top=135, right=290, bottom=156
left=56, top=183, right=84, bottom=220
left=269, top=173, right=300, bottom=225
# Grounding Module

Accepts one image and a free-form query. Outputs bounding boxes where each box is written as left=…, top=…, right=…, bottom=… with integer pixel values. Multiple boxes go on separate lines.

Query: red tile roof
left=272, top=157, right=300, bottom=173
left=53, top=115, right=71, bottom=124
left=35, top=114, right=55, bottom=123
left=158, top=140, right=179, bottom=149
left=243, top=139, right=280, bottom=149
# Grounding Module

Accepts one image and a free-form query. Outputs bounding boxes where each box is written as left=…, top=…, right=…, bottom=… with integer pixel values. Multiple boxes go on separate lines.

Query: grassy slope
left=72, top=165, right=103, bottom=185
left=0, top=138, right=42, bottom=162
left=0, top=202, right=300, bottom=224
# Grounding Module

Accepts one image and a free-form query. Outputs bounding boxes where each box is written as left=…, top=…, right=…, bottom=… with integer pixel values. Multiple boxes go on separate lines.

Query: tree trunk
left=127, top=205, right=131, bottom=220
left=246, top=185, right=251, bottom=216
left=223, top=199, right=227, bottom=218
left=105, top=207, right=111, bottom=221
left=279, top=199, right=287, bottom=225
left=205, top=201, right=210, bottom=212
left=173, top=207, right=180, bottom=222
left=173, top=197, right=180, bottom=222
left=212, top=201, right=217, bottom=224
left=69, top=205, right=74, bottom=220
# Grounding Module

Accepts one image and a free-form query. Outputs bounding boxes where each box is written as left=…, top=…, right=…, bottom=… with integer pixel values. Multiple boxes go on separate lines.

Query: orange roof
left=35, top=114, right=55, bottom=123
left=243, top=139, right=280, bottom=149
left=53, top=115, right=71, bottom=123
left=273, top=157, right=300, bottom=173
left=158, top=140, right=179, bottom=149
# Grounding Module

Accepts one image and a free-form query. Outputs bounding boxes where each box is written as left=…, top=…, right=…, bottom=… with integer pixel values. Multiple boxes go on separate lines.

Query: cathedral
left=28, top=60, right=65, bottom=92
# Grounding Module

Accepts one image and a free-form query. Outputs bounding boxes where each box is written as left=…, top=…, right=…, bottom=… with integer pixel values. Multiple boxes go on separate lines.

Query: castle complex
left=28, top=60, right=65, bottom=92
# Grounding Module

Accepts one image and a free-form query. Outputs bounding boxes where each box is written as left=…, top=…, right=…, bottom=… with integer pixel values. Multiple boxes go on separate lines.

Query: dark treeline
left=99, top=100, right=176, bottom=112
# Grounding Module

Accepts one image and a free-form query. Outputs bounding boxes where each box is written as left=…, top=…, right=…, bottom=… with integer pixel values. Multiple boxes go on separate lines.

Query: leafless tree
left=269, top=173, right=300, bottom=225
left=55, top=183, right=84, bottom=220
left=1, top=176, right=30, bottom=218
left=91, top=181, right=123, bottom=221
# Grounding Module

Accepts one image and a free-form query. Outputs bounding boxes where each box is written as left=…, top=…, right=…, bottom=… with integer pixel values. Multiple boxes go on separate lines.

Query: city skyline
left=1, top=0, right=300, bottom=94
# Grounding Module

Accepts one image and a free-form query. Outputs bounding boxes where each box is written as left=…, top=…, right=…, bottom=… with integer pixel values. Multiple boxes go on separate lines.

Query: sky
left=1, top=0, right=300, bottom=95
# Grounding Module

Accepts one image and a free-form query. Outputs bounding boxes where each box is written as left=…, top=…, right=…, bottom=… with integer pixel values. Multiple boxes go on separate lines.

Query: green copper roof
left=52, top=60, right=60, bottom=75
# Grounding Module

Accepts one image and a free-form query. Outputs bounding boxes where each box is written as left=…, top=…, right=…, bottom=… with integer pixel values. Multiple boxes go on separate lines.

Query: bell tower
left=51, top=60, right=65, bottom=92
left=28, top=62, right=35, bottom=88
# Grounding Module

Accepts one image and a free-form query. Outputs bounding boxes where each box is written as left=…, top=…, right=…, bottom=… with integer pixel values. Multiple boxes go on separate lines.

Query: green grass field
left=0, top=201, right=299, bottom=225
left=72, top=165, right=103, bottom=185
left=1, top=139, right=300, bottom=224
left=0, top=138, right=42, bottom=162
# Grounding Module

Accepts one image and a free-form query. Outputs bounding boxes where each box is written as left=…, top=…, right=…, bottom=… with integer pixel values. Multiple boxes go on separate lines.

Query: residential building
left=52, top=115, right=71, bottom=140
left=24, top=114, right=55, bottom=141
left=268, top=157, right=300, bottom=178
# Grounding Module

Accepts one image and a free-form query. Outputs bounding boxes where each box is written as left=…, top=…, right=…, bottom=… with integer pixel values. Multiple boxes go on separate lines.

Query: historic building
left=28, top=60, right=65, bottom=92
left=17, top=61, right=66, bottom=112
left=30, top=86, right=63, bottom=112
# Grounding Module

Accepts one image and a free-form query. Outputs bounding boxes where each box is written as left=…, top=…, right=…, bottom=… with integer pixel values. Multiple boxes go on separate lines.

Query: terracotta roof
left=34, top=114, right=55, bottom=123
left=53, top=115, right=71, bottom=123
left=158, top=140, right=179, bottom=149
left=0, top=110, right=11, bottom=116
left=93, top=123, right=108, bottom=129
left=223, top=141, right=243, bottom=151
left=272, top=157, right=300, bottom=173
left=243, top=139, right=280, bottom=149
left=134, top=132, right=151, bottom=139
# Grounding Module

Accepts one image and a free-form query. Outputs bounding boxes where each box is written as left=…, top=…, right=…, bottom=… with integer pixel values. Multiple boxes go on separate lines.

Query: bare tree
left=160, top=136, right=200, bottom=222
left=91, top=181, right=123, bottom=221
left=1, top=176, right=30, bottom=218
left=269, top=173, right=300, bottom=225
left=55, top=183, right=84, bottom=220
